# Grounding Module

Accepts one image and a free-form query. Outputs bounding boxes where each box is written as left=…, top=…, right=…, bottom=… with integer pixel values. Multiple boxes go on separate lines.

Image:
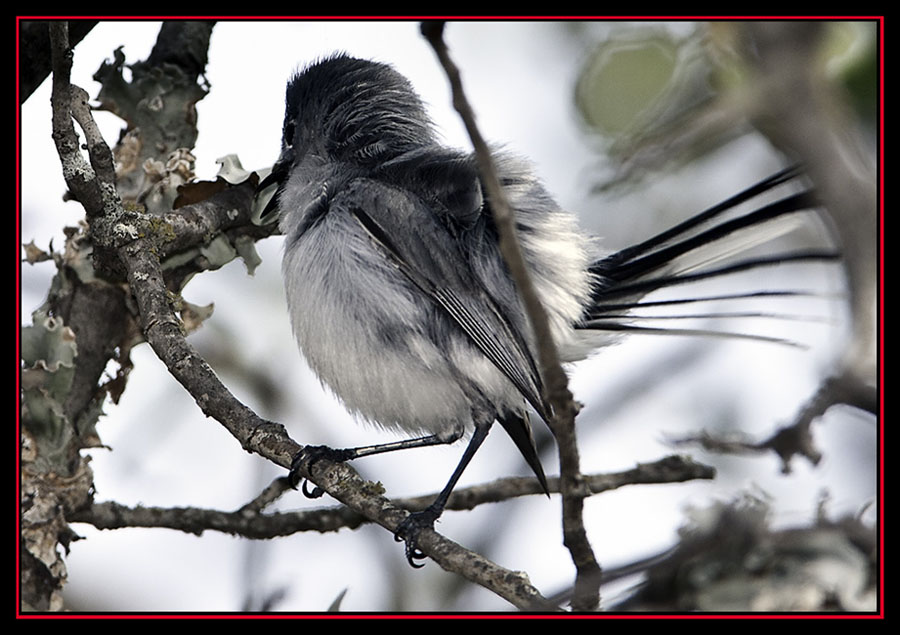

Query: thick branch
left=138, top=21, right=214, bottom=81
left=117, top=236, right=297, bottom=463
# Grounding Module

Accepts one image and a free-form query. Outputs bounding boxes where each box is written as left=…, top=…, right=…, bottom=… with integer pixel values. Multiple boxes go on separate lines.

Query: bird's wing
left=333, top=178, right=549, bottom=423
left=331, top=177, right=550, bottom=492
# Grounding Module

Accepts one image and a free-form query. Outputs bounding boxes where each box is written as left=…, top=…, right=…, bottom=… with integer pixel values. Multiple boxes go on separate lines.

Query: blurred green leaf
left=575, top=32, right=679, bottom=136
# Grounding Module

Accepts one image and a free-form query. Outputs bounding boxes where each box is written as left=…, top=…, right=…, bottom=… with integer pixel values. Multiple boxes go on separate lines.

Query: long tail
left=580, top=167, right=841, bottom=345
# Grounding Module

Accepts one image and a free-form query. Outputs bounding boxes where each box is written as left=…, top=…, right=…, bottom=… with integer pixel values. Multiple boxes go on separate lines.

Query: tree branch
left=421, top=20, right=602, bottom=611
left=71, top=455, right=715, bottom=539
left=113, top=162, right=561, bottom=610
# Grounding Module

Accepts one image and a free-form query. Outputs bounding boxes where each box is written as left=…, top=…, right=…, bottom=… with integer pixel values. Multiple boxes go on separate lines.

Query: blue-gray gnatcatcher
left=257, top=53, right=837, bottom=566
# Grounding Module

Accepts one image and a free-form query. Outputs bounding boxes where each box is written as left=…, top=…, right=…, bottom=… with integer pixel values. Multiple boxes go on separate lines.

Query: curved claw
left=406, top=545, right=427, bottom=568
left=394, top=509, right=440, bottom=568
left=301, top=479, right=325, bottom=499
left=393, top=531, right=427, bottom=568
left=288, top=445, right=355, bottom=497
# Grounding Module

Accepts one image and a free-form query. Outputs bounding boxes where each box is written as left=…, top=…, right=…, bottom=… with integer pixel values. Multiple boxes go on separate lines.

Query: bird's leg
left=394, top=420, right=493, bottom=567
left=289, top=429, right=463, bottom=498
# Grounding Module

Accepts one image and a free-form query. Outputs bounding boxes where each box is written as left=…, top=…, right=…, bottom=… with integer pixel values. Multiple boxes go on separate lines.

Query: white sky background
left=20, top=20, right=876, bottom=612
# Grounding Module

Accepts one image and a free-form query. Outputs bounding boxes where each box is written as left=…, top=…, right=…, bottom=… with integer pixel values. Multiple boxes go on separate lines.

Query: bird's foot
left=394, top=506, right=442, bottom=568
left=289, top=445, right=356, bottom=498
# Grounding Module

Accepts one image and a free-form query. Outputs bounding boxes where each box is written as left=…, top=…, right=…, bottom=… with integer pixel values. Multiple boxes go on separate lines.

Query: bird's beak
left=253, top=152, right=292, bottom=225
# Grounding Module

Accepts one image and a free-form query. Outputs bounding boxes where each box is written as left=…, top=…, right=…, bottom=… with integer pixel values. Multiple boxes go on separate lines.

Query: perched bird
left=257, top=53, right=837, bottom=566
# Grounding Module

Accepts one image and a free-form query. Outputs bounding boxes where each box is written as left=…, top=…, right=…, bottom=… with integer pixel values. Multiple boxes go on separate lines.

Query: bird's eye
left=284, top=122, right=296, bottom=146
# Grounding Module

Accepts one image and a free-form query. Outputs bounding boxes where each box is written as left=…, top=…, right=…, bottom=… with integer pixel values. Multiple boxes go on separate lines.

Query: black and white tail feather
left=258, top=54, right=840, bottom=567
left=581, top=166, right=840, bottom=348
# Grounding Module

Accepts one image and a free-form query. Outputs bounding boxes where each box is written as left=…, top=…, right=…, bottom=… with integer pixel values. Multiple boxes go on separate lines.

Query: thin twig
left=72, top=455, right=715, bottom=539
left=421, top=21, right=602, bottom=611
left=669, top=372, right=876, bottom=474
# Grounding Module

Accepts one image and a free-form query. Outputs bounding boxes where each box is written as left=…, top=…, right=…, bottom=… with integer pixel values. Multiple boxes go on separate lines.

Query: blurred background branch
left=574, top=20, right=877, bottom=471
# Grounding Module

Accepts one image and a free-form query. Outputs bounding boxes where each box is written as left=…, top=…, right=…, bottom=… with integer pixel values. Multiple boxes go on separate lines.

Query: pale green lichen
left=21, top=310, right=79, bottom=470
